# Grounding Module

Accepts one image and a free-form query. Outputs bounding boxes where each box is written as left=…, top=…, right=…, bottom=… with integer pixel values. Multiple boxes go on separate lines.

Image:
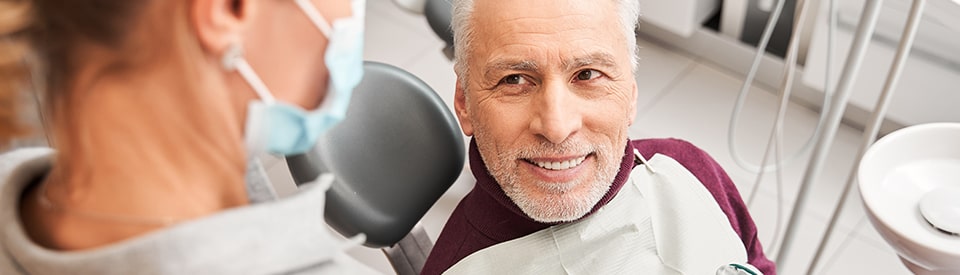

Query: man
left=422, top=0, right=775, bottom=274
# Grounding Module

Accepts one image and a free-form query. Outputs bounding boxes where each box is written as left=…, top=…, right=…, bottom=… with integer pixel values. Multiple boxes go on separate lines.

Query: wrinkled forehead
left=469, top=0, right=628, bottom=71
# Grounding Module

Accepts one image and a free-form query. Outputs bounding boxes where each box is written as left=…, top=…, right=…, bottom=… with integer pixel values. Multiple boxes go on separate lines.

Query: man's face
left=454, top=0, right=638, bottom=222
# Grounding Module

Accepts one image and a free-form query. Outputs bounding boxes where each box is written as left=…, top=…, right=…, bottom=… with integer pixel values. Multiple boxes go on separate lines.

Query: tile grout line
left=816, top=216, right=868, bottom=274
left=634, top=60, right=699, bottom=119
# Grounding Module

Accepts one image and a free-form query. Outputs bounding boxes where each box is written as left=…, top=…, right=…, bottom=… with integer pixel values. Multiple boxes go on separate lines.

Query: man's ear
left=454, top=78, right=474, bottom=136
left=628, top=81, right=638, bottom=126
left=191, top=0, right=254, bottom=55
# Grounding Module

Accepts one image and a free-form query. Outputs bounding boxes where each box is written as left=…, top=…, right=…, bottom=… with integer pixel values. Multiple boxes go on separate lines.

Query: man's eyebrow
left=563, top=52, right=619, bottom=71
left=483, top=59, right=540, bottom=79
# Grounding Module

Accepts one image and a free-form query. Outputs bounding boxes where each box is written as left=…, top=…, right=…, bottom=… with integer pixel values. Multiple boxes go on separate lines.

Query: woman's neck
left=20, top=60, right=252, bottom=251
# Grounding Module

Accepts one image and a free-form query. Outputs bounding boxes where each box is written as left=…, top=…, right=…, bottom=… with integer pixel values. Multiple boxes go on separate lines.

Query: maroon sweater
left=422, top=138, right=776, bottom=274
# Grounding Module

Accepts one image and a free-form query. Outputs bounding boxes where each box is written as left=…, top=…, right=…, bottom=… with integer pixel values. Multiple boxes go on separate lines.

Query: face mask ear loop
left=222, top=43, right=277, bottom=105
left=294, top=0, right=333, bottom=37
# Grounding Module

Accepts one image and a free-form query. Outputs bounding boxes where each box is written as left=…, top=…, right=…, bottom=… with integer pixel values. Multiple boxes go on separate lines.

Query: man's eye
left=575, top=69, right=602, bottom=81
left=501, top=74, right=527, bottom=85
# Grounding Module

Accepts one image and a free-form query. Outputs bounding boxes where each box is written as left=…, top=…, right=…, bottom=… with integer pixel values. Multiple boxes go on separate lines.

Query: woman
left=0, top=0, right=377, bottom=273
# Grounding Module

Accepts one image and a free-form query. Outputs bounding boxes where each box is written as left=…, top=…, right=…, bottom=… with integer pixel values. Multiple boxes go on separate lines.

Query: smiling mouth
left=523, top=154, right=591, bottom=171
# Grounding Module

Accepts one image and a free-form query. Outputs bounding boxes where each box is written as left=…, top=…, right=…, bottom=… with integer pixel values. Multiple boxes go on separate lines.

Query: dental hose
left=729, top=0, right=824, bottom=256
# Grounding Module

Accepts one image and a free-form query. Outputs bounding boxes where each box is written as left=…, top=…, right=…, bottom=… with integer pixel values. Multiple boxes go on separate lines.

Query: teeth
left=533, top=156, right=587, bottom=171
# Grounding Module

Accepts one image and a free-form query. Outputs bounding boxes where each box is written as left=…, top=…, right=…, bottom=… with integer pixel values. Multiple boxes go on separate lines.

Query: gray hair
left=451, top=0, right=641, bottom=87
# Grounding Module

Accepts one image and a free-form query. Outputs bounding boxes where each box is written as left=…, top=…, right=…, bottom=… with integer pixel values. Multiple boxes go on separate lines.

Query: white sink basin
left=859, top=123, right=960, bottom=274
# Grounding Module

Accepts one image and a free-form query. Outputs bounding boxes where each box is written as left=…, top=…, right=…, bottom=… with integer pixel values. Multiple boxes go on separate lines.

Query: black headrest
left=287, top=61, right=465, bottom=248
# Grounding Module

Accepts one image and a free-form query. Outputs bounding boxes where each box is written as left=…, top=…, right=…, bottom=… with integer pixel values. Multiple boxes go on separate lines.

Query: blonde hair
left=0, top=0, right=152, bottom=150
left=0, top=0, right=33, bottom=147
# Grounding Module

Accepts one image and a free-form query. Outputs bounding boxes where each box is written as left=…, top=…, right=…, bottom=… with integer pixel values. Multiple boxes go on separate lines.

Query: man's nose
left=530, top=82, right=582, bottom=144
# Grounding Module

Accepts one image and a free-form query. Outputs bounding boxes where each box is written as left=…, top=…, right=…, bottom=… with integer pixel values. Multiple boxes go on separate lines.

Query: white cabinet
left=640, top=0, right=720, bottom=37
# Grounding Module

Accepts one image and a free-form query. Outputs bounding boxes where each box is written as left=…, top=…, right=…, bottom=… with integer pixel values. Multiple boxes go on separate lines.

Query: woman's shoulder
left=0, top=147, right=54, bottom=186
left=0, top=148, right=54, bottom=275
left=1, top=147, right=54, bottom=167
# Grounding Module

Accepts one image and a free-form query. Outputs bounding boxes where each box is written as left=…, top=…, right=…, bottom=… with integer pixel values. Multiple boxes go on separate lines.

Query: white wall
left=802, top=0, right=960, bottom=126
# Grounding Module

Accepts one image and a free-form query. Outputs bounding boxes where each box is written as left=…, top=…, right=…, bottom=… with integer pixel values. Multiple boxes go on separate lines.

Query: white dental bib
left=445, top=154, right=751, bottom=274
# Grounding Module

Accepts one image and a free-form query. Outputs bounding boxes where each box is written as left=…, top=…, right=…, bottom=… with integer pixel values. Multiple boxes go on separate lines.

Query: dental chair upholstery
left=286, top=61, right=464, bottom=274
left=424, top=0, right=453, bottom=47
left=424, top=0, right=454, bottom=60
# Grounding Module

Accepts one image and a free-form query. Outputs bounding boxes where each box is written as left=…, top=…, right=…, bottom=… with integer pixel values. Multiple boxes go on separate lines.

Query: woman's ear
left=191, top=0, right=255, bottom=55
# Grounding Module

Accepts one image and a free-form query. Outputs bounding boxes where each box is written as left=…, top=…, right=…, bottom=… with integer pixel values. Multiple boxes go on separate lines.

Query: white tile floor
left=264, top=1, right=914, bottom=274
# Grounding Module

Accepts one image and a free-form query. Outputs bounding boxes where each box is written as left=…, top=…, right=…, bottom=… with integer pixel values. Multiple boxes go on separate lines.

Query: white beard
left=475, top=133, right=625, bottom=223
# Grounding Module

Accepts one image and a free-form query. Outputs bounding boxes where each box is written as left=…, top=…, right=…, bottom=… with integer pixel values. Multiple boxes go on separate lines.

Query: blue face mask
left=225, top=0, right=365, bottom=156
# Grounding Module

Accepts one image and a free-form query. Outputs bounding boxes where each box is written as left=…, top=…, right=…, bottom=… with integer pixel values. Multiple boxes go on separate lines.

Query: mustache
left=509, top=138, right=607, bottom=159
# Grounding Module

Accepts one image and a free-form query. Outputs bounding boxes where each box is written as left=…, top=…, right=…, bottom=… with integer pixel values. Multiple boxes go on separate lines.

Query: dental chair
left=388, top=0, right=453, bottom=61
left=286, top=61, right=465, bottom=275
left=424, top=0, right=453, bottom=60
